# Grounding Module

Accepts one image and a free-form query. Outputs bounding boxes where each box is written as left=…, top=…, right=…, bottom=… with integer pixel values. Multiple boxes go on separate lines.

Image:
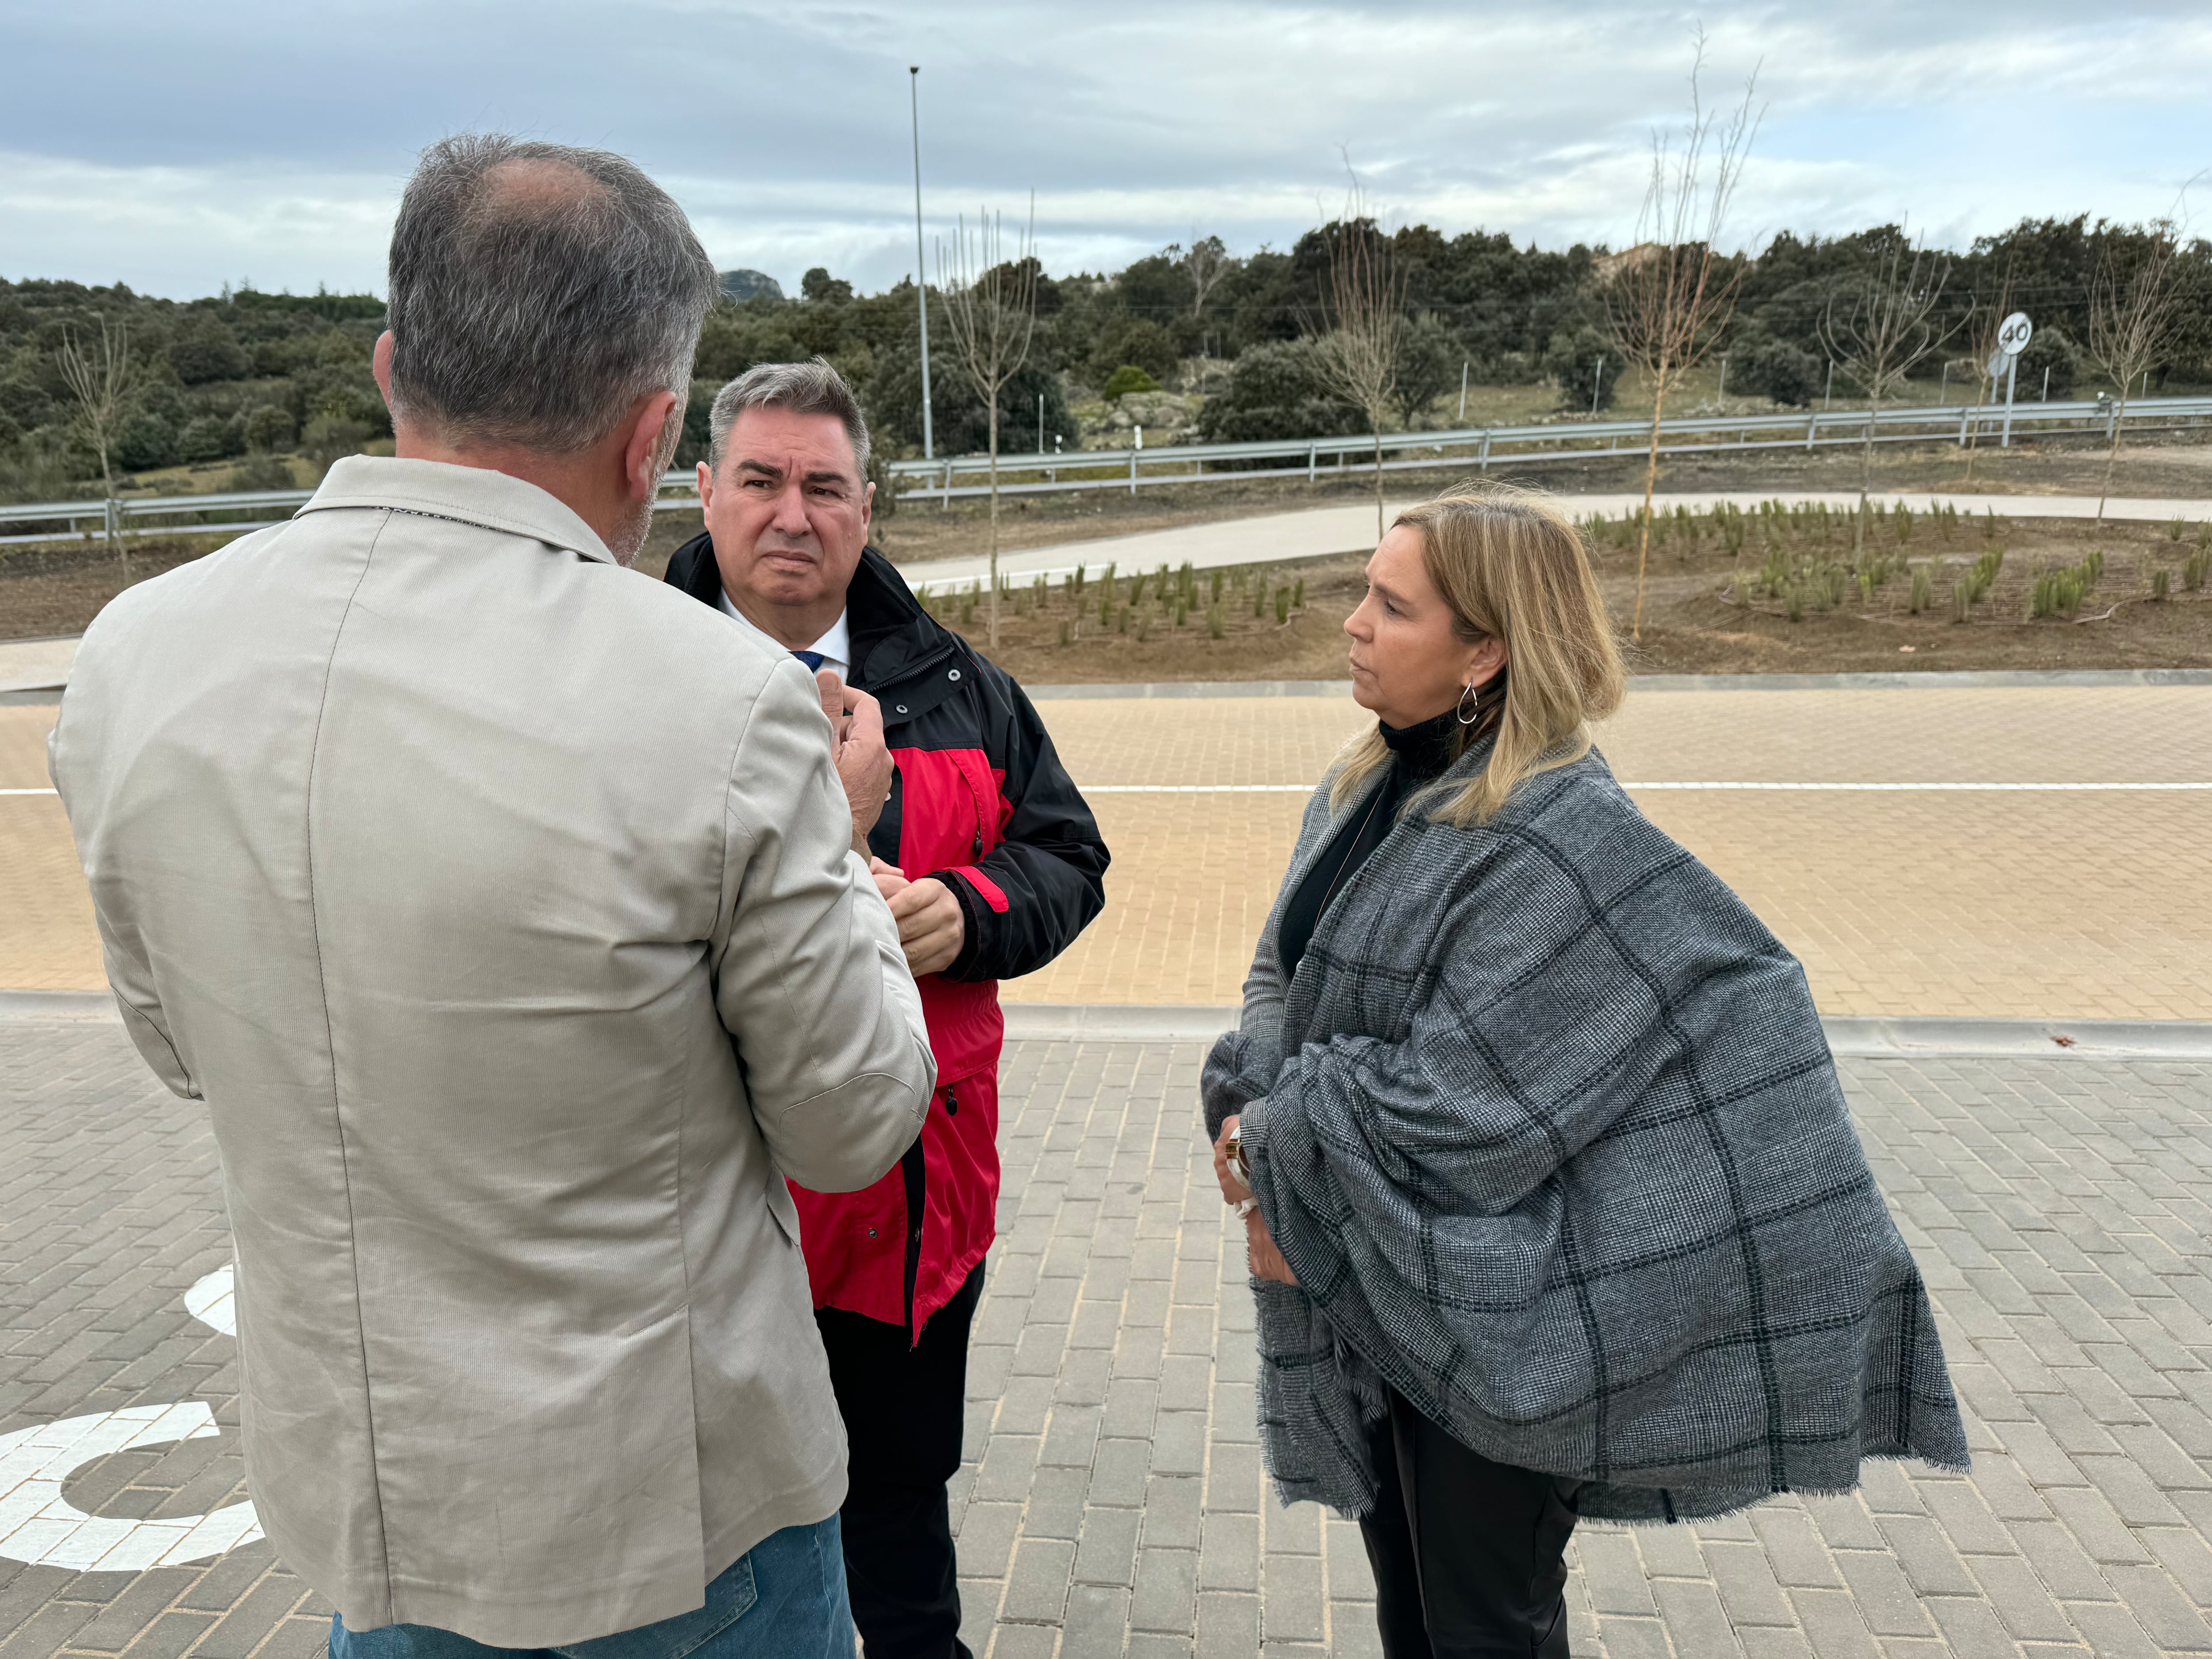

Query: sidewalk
left=4, top=1012, right=2209, bottom=1656
left=891, top=488, right=2212, bottom=593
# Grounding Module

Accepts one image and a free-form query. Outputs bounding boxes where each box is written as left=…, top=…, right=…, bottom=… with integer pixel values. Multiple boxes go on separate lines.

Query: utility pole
left=909, top=65, right=934, bottom=462
left=1717, top=354, right=1728, bottom=401
left=1457, top=359, right=1468, bottom=422
left=2041, top=365, right=2050, bottom=402
left=1038, top=391, right=1045, bottom=453
left=2001, top=351, right=2019, bottom=448
left=1590, top=357, right=1605, bottom=417
left=1824, top=358, right=1834, bottom=409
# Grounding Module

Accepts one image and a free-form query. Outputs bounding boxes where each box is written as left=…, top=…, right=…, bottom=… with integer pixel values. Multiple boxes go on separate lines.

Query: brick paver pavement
left=10, top=684, right=2212, bottom=1014
left=1016, top=685, right=2212, bottom=1017
left=6, top=1014, right=2209, bottom=1656
left=0, top=1013, right=328, bottom=1659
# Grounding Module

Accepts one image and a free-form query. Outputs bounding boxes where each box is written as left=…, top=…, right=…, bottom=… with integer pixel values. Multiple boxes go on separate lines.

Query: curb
left=14, top=992, right=2208, bottom=1061
left=1820, top=1016, right=2212, bottom=1059
left=1028, top=680, right=1353, bottom=701
left=1003, top=1003, right=1241, bottom=1042
left=0, top=989, right=117, bottom=1019
left=998, top=1004, right=2212, bottom=1057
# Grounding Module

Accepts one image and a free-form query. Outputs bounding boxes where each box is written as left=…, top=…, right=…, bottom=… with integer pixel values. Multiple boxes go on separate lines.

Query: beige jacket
left=50, top=456, right=935, bottom=1645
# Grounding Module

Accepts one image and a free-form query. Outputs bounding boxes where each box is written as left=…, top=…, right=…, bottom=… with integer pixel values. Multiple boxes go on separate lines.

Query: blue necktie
left=792, top=649, right=825, bottom=672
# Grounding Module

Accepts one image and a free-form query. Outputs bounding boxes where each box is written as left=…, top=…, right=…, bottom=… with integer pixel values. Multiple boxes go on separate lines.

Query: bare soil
left=7, top=440, right=2209, bottom=678
left=922, top=510, right=2212, bottom=684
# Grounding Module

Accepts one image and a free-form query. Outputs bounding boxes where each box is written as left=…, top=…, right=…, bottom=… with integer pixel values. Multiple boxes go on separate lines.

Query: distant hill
left=718, top=269, right=785, bottom=303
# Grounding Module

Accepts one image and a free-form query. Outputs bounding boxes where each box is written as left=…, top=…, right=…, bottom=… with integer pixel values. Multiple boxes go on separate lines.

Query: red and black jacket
left=666, top=534, right=1109, bottom=1334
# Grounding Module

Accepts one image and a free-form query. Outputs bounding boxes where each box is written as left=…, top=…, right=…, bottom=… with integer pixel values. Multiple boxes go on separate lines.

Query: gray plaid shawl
left=1202, top=737, right=1967, bottom=1521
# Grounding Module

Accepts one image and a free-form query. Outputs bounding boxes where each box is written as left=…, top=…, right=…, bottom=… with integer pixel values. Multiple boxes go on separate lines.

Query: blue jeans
left=329, top=1515, right=851, bottom=1659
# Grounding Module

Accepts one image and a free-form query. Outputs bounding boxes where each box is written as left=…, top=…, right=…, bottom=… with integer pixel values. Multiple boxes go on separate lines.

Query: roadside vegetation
left=4, top=209, right=2208, bottom=512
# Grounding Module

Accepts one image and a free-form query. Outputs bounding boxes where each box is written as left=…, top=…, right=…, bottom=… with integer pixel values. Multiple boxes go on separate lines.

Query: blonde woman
left=1204, top=486, right=1965, bottom=1658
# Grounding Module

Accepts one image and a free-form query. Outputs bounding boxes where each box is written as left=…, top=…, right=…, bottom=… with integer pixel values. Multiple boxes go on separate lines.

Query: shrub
left=1194, top=339, right=1364, bottom=445
left=302, top=414, right=370, bottom=472
left=1101, top=365, right=1160, bottom=401
left=177, top=413, right=245, bottom=464
left=1909, top=568, right=1933, bottom=614
left=1732, top=337, right=1823, bottom=407
left=2153, top=568, right=2171, bottom=601
left=1542, top=324, right=1616, bottom=413
left=227, top=453, right=296, bottom=492
left=168, top=313, right=250, bottom=385
left=113, top=410, right=179, bottom=472
left=243, top=403, right=296, bottom=452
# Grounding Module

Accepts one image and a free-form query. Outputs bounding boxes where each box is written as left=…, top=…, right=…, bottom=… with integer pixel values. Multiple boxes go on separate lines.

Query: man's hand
left=868, top=857, right=965, bottom=977
left=820, top=669, right=891, bottom=853
left=1213, top=1115, right=1252, bottom=1206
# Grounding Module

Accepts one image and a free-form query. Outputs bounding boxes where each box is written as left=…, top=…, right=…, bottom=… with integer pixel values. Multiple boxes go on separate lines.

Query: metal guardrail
left=4, top=396, right=2207, bottom=540
left=881, top=395, right=2212, bottom=502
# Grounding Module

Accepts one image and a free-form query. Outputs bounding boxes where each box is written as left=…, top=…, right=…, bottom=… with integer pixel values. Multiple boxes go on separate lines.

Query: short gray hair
left=386, top=133, right=718, bottom=452
left=708, top=359, right=872, bottom=478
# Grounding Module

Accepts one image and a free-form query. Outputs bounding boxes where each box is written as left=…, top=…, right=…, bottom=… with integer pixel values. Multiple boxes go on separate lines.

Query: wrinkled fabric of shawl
left=1201, top=736, right=1968, bottom=1521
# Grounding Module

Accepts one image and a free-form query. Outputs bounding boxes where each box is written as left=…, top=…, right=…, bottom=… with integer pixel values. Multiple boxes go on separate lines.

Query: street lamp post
left=909, top=66, right=934, bottom=462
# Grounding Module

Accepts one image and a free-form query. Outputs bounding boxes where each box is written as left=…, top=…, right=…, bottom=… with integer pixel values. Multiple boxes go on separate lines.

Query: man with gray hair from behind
left=49, top=134, right=935, bottom=1657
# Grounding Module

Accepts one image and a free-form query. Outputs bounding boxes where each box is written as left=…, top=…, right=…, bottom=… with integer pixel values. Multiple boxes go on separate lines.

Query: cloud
left=4, top=1, right=2209, bottom=298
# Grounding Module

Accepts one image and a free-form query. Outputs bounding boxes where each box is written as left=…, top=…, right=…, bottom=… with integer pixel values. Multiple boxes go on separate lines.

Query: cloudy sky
left=5, top=1, right=2209, bottom=301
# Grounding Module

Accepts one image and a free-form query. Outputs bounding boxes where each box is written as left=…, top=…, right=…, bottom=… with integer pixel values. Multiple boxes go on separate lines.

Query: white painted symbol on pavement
left=0, top=1402, right=262, bottom=1571
left=0, top=1266, right=260, bottom=1570
left=185, top=1264, right=236, bottom=1336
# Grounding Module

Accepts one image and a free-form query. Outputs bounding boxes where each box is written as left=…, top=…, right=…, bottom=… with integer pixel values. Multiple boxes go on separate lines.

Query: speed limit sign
left=1998, top=311, right=2033, bottom=356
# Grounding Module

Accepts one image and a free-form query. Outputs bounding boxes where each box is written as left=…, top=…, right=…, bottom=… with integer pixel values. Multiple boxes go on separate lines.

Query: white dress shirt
left=718, top=588, right=851, bottom=680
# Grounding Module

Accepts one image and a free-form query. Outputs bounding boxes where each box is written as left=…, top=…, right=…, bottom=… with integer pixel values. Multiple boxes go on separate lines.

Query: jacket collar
left=665, top=534, right=958, bottom=690
left=299, top=455, right=617, bottom=565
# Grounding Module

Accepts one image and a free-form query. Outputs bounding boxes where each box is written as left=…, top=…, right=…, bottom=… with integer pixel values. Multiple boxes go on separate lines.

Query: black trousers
left=1358, top=1386, right=1584, bottom=1658
left=814, top=1260, right=986, bottom=1659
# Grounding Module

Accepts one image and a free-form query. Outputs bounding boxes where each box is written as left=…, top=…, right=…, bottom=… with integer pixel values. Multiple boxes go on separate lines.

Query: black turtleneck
left=1276, top=707, right=1463, bottom=980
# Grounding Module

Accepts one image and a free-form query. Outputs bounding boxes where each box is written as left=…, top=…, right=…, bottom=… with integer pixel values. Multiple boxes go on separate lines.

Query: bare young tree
left=54, top=316, right=143, bottom=580
left=1817, top=238, right=1957, bottom=552
left=1602, top=33, right=1760, bottom=637
left=936, top=198, right=1041, bottom=648
left=1958, top=261, right=2013, bottom=485
left=2086, top=216, right=2189, bottom=525
left=1315, top=176, right=1406, bottom=541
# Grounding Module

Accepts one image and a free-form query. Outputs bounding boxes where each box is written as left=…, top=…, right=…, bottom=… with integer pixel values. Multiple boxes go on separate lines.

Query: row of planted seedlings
left=918, top=558, right=1309, bottom=644
left=1577, top=497, right=2212, bottom=624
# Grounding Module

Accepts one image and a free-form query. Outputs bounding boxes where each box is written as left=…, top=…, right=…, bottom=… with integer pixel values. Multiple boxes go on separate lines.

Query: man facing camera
left=665, top=361, right=1109, bottom=1659
left=51, top=138, right=934, bottom=1656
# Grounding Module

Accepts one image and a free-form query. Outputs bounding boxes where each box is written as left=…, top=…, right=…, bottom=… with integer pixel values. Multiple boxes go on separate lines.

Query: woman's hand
left=1212, top=1115, right=1251, bottom=1205
left=1244, top=1208, right=1297, bottom=1285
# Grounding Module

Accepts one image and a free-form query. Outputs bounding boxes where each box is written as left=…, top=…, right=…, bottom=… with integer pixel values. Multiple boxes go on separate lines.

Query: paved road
left=889, top=490, right=2212, bottom=595
left=5, top=1014, right=2210, bottom=1656
left=1006, top=683, right=2212, bottom=1018
left=10, top=682, right=2212, bottom=1017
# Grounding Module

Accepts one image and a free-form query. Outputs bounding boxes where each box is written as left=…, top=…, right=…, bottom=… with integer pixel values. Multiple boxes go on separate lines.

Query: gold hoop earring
left=1456, top=682, right=1480, bottom=726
